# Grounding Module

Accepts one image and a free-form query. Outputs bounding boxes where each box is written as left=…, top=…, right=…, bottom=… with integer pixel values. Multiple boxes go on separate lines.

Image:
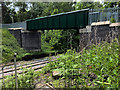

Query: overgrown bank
left=41, top=40, right=119, bottom=88
left=3, top=40, right=119, bottom=88
left=2, top=29, right=26, bottom=63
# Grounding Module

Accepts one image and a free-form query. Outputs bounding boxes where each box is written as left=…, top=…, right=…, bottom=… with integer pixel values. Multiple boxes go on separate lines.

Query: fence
left=2, top=7, right=120, bottom=29
left=2, top=21, right=26, bottom=29
left=88, top=7, right=120, bottom=25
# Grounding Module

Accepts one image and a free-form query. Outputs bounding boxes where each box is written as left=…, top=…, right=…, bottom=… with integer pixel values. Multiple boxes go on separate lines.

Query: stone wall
left=79, top=32, right=91, bottom=50
left=79, top=21, right=120, bottom=50
left=109, top=23, right=120, bottom=39
left=91, top=25, right=111, bottom=43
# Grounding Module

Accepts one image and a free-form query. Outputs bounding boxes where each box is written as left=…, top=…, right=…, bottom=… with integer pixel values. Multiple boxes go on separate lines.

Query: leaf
left=109, top=57, right=113, bottom=62
left=96, top=81, right=110, bottom=85
left=59, top=62, right=64, bottom=65
left=73, top=64, right=78, bottom=68
left=75, top=55, right=80, bottom=59
left=53, top=69, right=62, bottom=73
left=113, top=69, right=117, bottom=75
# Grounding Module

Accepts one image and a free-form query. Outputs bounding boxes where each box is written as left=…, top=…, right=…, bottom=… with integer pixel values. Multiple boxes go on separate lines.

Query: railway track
left=0, top=56, right=58, bottom=79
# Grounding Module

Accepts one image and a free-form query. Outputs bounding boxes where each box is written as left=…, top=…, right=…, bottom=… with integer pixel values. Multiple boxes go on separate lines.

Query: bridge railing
left=88, top=7, right=120, bottom=25
left=2, top=21, right=26, bottom=29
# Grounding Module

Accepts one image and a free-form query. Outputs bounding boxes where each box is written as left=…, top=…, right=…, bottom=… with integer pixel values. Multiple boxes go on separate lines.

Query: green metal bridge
left=26, top=9, right=89, bottom=31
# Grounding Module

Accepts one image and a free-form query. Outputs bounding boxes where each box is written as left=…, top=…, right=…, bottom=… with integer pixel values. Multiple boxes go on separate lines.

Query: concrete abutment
left=8, top=28, right=41, bottom=51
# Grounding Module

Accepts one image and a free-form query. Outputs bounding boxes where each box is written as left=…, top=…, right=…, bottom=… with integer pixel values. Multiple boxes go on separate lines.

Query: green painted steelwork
left=26, top=9, right=89, bottom=30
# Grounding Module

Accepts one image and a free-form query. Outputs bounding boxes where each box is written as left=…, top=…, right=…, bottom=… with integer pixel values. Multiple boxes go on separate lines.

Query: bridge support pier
left=8, top=28, right=41, bottom=51
left=21, top=30, right=41, bottom=51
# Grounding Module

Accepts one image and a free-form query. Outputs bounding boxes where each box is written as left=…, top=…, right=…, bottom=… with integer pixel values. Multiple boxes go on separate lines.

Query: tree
left=102, top=1, right=120, bottom=8
left=75, top=1, right=103, bottom=10
left=28, top=2, right=45, bottom=19
left=2, top=2, right=12, bottom=24
left=42, top=2, right=74, bottom=16
left=13, top=2, right=29, bottom=22
left=2, top=2, right=74, bottom=22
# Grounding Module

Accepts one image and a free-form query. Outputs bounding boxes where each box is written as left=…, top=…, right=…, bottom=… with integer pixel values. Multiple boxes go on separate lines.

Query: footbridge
left=26, top=9, right=89, bottom=30
left=9, top=9, right=89, bottom=50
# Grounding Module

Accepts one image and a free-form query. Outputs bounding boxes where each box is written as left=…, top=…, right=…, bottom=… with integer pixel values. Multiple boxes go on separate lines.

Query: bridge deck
left=26, top=9, right=89, bottom=30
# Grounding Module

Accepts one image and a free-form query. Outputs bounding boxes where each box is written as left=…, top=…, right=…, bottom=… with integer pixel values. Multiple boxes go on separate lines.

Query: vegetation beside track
left=3, top=39, right=119, bottom=88
left=41, top=40, right=119, bottom=88
left=2, top=29, right=62, bottom=64
left=3, top=68, right=35, bottom=88
left=2, top=29, right=26, bottom=63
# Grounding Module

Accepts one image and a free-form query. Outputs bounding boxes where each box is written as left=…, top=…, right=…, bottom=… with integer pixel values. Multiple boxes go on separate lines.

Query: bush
left=4, top=68, right=35, bottom=88
left=2, top=29, right=26, bottom=63
left=41, top=29, right=80, bottom=52
left=41, top=30, right=62, bottom=51
left=110, top=17, right=115, bottom=23
left=42, top=40, right=119, bottom=88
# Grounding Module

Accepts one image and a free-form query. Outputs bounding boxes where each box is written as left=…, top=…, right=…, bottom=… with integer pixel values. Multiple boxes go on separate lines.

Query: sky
left=9, top=2, right=31, bottom=12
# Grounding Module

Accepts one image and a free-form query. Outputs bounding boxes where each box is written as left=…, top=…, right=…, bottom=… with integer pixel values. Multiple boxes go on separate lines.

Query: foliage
left=2, top=2, right=74, bottom=23
left=41, top=30, right=62, bottom=51
left=4, top=68, right=35, bottom=88
left=2, top=29, right=26, bottom=63
left=42, top=40, right=119, bottom=88
left=3, top=2, right=120, bottom=24
left=13, top=2, right=29, bottom=22
left=74, top=2, right=103, bottom=10
left=103, top=2, right=118, bottom=8
left=28, top=2, right=45, bottom=19
left=39, top=2, right=74, bottom=16
left=41, top=29, right=80, bottom=52
left=2, top=29, right=62, bottom=63
left=110, top=17, right=116, bottom=23
left=58, top=29, right=80, bottom=51
left=2, top=2, right=13, bottom=24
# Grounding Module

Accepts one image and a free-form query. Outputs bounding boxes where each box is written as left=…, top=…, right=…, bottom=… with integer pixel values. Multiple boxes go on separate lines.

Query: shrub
left=110, top=17, right=115, bottom=23
left=2, top=29, right=26, bottom=63
left=4, top=68, right=35, bottom=88
left=42, top=40, right=119, bottom=88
